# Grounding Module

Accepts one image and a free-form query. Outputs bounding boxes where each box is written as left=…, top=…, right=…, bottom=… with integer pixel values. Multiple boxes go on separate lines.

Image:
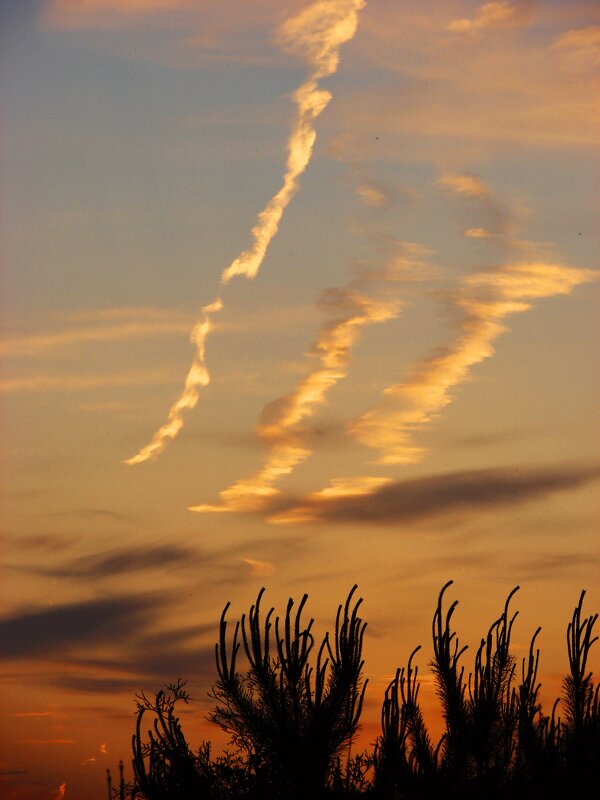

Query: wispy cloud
left=346, top=173, right=598, bottom=465
left=16, top=543, right=198, bottom=580
left=0, top=369, right=173, bottom=394
left=438, top=173, right=490, bottom=198
left=0, top=589, right=220, bottom=695
left=514, top=552, right=600, bottom=583
left=47, top=508, right=132, bottom=523
left=123, top=298, right=222, bottom=464
left=125, top=0, right=365, bottom=466
left=268, top=463, right=600, bottom=526
left=191, top=288, right=401, bottom=514
left=0, top=319, right=190, bottom=358
left=448, top=1, right=514, bottom=33
left=243, top=558, right=275, bottom=577
left=41, top=0, right=193, bottom=30
left=438, top=172, right=512, bottom=238
left=252, top=173, right=598, bottom=519
left=447, top=1, right=531, bottom=35
left=49, top=624, right=216, bottom=694
left=336, top=2, right=596, bottom=151
left=188, top=139, right=433, bottom=515
left=13, top=711, right=58, bottom=718
left=552, top=25, right=600, bottom=72
left=349, top=261, right=597, bottom=465
left=554, top=26, right=600, bottom=52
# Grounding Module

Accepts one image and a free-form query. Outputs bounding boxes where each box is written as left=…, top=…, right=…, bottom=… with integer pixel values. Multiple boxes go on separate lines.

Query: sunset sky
left=1, top=1, right=599, bottom=797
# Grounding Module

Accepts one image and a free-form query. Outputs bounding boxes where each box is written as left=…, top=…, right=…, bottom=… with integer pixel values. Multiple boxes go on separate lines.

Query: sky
left=1, top=0, right=599, bottom=797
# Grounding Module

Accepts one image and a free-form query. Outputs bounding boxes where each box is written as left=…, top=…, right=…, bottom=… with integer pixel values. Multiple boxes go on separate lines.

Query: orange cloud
left=123, top=298, right=222, bottom=465
left=243, top=558, right=275, bottom=577
left=190, top=146, right=431, bottom=513
left=333, top=2, right=596, bottom=152
left=447, top=1, right=522, bottom=34
left=438, top=171, right=512, bottom=238
left=126, top=0, right=365, bottom=465
left=553, top=26, right=600, bottom=72
left=554, top=26, right=600, bottom=51
left=269, top=475, right=391, bottom=525
left=0, top=369, right=173, bottom=395
left=356, top=182, right=389, bottom=208
left=438, top=173, right=490, bottom=199
left=191, top=290, right=400, bottom=513
left=349, top=262, right=598, bottom=465
left=221, top=0, right=365, bottom=283
left=464, top=227, right=495, bottom=239
left=0, top=319, right=190, bottom=358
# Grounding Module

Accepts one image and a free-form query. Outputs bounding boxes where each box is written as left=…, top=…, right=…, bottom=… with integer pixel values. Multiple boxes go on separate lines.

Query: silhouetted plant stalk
left=123, top=583, right=599, bottom=799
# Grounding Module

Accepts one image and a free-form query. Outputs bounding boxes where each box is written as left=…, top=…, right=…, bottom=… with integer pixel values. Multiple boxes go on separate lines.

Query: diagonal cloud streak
left=125, top=0, right=365, bottom=465
left=124, top=298, right=222, bottom=464
left=347, top=173, right=599, bottom=465
left=190, top=288, right=401, bottom=513
left=262, top=174, right=599, bottom=519
left=190, top=153, right=431, bottom=514
left=350, top=261, right=598, bottom=465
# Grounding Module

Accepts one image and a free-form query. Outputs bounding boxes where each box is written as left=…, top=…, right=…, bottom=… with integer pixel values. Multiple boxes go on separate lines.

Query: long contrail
left=125, top=0, right=365, bottom=465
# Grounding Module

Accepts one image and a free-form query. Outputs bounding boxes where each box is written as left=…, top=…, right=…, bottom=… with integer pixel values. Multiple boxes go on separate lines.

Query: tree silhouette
left=209, top=585, right=368, bottom=799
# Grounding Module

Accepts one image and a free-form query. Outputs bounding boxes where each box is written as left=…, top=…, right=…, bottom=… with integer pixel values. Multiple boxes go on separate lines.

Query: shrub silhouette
left=123, top=582, right=599, bottom=800
left=209, top=585, right=367, bottom=798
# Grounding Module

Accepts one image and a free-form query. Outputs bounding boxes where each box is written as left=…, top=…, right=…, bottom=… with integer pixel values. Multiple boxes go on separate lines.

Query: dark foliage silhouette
left=119, top=582, right=599, bottom=799
left=209, top=585, right=367, bottom=798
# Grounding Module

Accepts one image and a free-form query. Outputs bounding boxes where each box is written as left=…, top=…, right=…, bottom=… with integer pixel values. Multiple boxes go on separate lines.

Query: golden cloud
left=243, top=558, right=275, bottom=577
left=438, top=173, right=490, bottom=199
left=349, top=263, right=598, bottom=465
left=127, top=0, right=366, bottom=466
left=553, top=26, right=600, bottom=72
left=447, top=1, right=519, bottom=34
left=0, top=320, right=190, bottom=359
left=191, top=290, right=400, bottom=514
left=0, top=369, right=174, bottom=395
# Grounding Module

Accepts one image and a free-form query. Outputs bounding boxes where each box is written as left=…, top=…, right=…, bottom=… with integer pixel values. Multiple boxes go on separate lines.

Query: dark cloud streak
left=25, top=543, right=200, bottom=579
left=269, top=464, right=600, bottom=526
left=0, top=594, right=163, bottom=660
